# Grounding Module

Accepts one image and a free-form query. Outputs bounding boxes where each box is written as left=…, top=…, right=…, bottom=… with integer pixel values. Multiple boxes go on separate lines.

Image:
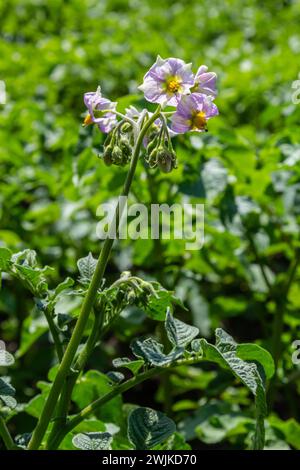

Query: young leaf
left=112, top=357, right=144, bottom=375
left=0, top=350, right=15, bottom=367
left=165, top=309, right=199, bottom=348
left=131, top=337, right=183, bottom=367
left=72, top=432, right=112, bottom=450
left=128, top=407, right=176, bottom=450
left=77, top=253, right=97, bottom=283
left=53, top=277, right=75, bottom=298
left=144, top=288, right=184, bottom=322
left=0, top=377, right=17, bottom=409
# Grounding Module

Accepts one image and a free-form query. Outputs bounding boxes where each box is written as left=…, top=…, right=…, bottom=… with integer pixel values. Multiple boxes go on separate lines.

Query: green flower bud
left=119, top=138, right=132, bottom=158
left=157, top=147, right=177, bottom=173
left=103, top=145, right=113, bottom=166
left=112, top=146, right=123, bottom=165
left=148, top=148, right=159, bottom=168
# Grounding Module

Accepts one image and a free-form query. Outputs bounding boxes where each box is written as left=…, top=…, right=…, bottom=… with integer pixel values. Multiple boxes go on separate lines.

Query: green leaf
left=144, top=287, right=184, bottom=321
left=72, top=432, right=112, bottom=450
left=77, top=253, right=97, bottom=283
left=106, top=371, right=125, bottom=384
left=53, top=277, right=75, bottom=298
left=236, top=343, right=275, bottom=380
left=200, top=328, right=268, bottom=449
left=0, top=247, right=11, bottom=270
left=0, top=350, right=15, bottom=366
left=131, top=337, right=183, bottom=367
left=165, top=309, right=199, bottom=348
left=112, top=357, right=144, bottom=375
left=0, top=377, right=17, bottom=409
left=11, top=264, right=49, bottom=296
left=128, top=407, right=176, bottom=450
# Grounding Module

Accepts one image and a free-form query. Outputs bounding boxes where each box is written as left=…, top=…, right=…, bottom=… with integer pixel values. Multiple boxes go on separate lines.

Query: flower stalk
left=28, top=106, right=162, bottom=450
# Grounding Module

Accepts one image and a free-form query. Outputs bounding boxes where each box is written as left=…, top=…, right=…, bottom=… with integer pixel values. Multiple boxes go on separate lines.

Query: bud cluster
left=103, top=121, right=134, bottom=167
left=145, top=120, right=177, bottom=173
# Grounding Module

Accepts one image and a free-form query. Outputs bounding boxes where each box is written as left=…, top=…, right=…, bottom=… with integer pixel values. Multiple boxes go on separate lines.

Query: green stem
left=44, top=307, right=64, bottom=362
left=28, top=106, right=161, bottom=450
left=47, top=357, right=199, bottom=449
left=0, top=416, right=15, bottom=450
left=46, top=310, right=104, bottom=448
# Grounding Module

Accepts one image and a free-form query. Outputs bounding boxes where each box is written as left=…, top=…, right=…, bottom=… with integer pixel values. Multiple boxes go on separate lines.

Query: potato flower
left=83, top=86, right=117, bottom=133
left=171, top=93, right=218, bottom=133
left=138, top=56, right=194, bottom=107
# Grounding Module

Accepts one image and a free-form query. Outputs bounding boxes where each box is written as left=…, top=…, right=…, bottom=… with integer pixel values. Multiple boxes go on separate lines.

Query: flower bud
left=157, top=147, right=177, bottom=173
left=103, top=145, right=113, bottom=166
left=119, top=138, right=132, bottom=159
left=112, top=146, right=123, bottom=165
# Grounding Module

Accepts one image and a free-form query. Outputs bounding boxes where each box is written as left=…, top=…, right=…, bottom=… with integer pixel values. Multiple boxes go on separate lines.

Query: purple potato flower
left=171, top=93, right=219, bottom=134
left=138, top=56, right=194, bottom=107
left=192, top=65, right=217, bottom=98
left=83, top=86, right=117, bottom=133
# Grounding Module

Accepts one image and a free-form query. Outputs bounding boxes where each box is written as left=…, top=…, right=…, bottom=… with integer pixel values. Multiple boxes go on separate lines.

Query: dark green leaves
left=72, top=432, right=112, bottom=450
left=165, top=308, right=199, bottom=348
left=131, top=337, right=183, bottom=367
left=0, top=378, right=16, bottom=409
left=200, top=329, right=270, bottom=449
left=112, top=357, right=144, bottom=375
left=0, top=349, right=16, bottom=409
left=0, top=350, right=14, bottom=367
left=128, top=407, right=176, bottom=450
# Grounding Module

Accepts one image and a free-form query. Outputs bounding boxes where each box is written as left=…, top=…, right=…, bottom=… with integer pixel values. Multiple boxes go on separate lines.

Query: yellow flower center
left=192, top=111, right=207, bottom=130
left=166, top=77, right=181, bottom=93
left=83, top=113, right=93, bottom=126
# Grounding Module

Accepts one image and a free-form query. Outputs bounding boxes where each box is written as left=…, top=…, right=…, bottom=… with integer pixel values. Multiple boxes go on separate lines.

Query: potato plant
left=1, top=0, right=300, bottom=452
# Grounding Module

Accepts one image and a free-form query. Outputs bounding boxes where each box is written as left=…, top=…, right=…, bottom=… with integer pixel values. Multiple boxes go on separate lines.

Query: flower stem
left=27, top=106, right=161, bottom=450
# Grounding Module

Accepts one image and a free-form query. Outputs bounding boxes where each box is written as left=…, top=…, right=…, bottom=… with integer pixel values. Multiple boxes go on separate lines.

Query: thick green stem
left=28, top=107, right=161, bottom=450
left=0, top=416, right=15, bottom=450
left=46, top=310, right=104, bottom=448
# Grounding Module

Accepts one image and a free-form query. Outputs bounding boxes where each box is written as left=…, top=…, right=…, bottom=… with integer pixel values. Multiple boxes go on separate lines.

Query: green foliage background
left=1, top=0, right=300, bottom=450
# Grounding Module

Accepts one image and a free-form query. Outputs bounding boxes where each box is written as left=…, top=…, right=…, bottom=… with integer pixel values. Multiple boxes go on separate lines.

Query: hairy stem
left=28, top=106, right=161, bottom=450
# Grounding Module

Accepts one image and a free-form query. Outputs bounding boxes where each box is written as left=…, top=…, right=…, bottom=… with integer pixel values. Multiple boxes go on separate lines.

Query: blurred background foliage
left=1, top=0, right=300, bottom=450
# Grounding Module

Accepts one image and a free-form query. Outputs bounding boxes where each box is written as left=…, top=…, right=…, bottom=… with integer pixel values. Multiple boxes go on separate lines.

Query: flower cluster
left=83, top=56, right=219, bottom=172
